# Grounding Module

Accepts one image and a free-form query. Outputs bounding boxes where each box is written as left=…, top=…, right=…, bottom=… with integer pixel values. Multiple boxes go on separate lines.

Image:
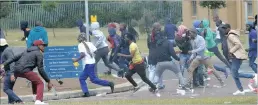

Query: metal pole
left=85, top=0, right=90, bottom=42
left=245, top=1, right=248, bottom=48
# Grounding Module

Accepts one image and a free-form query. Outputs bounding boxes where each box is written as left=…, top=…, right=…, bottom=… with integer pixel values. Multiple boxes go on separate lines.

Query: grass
left=13, top=96, right=257, bottom=105
left=4, top=28, right=248, bottom=54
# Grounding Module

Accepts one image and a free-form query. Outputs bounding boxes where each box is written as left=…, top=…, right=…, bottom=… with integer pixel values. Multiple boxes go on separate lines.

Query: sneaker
left=109, top=82, right=114, bottom=93
left=58, top=80, right=63, bottom=85
left=158, top=85, right=165, bottom=90
left=117, top=70, right=124, bottom=78
left=176, top=89, right=186, bottom=95
left=233, top=90, right=245, bottom=95
left=253, top=74, right=257, bottom=86
left=220, top=81, right=225, bottom=87
left=153, top=89, right=161, bottom=97
left=204, top=77, right=211, bottom=81
left=16, top=101, right=25, bottom=104
left=35, top=100, right=48, bottom=105
left=104, top=71, right=111, bottom=75
left=32, top=95, right=36, bottom=101
left=133, top=85, right=141, bottom=93
left=83, top=92, right=90, bottom=97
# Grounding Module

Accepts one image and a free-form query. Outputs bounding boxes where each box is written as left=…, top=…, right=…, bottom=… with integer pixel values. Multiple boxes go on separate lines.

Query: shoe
left=253, top=74, right=257, bottom=86
left=104, top=71, right=111, bottom=75
left=109, top=82, right=114, bottom=93
left=58, top=80, right=63, bottom=85
left=158, top=85, right=165, bottom=90
left=16, top=101, right=25, bottom=104
left=35, top=100, right=48, bottom=105
left=204, top=77, right=211, bottom=81
left=176, top=89, right=186, bottom=95
left=220, top=81, right=225, bottom=87
left=153, top=89, right=161, bottom=97
left=224, top=70, right=229, bottom=79
left=32, top=95, right=36, bottom=101
left=233, top=90, right=245, bottom=95
left=117, top=70, right=124, bottom=78
left=133, top=85, right=141, bottom=93
left=83, top=92, right=90, bottom=97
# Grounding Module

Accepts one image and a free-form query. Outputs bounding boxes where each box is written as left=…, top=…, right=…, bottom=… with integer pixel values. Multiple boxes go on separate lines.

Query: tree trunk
left=53, top=27, right=56, bottom=38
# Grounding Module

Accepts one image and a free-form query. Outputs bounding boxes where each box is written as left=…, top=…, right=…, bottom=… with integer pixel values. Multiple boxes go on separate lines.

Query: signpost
left=44, top=46, right=83, bottom=79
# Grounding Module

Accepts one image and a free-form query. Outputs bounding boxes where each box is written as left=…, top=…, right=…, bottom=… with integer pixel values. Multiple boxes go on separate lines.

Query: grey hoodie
left=91, top=22, right=108, bottom=49
left=190, top=35, right=209, bottom=60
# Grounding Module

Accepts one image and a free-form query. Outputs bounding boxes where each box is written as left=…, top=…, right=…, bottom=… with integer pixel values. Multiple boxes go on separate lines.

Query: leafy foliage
left=199, top=1, right=226, bottom=9
left=0, top=2, right=11, bottom=19
left=42, top=1, right=57, bottom=12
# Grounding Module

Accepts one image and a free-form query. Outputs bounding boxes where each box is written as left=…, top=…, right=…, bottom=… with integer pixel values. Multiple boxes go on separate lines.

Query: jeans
left=179, top=54, right=190, bottom=76
left=231, top=58, right=254, bottom=91
left=193, top=66, right=204, bottom=86
left=249, top=56, right=257, bottom=73
left=79, top=64, right=110, bottom=93
left=213, top=64, right=227, bottom=73
left=208, top=46, right=231, bottom=68
left=3, top=72, right=22, bottom=104
left=187, top=58, right=223, bottom=86
left=125, top=62, right=157, bottom=90
left=95, top=47, right=121, bottom=74
left=155, top=61, right=185, bottom=86
left=148, top=64, right=163, bottom=87
left=15, top=71, right=44, bottom=101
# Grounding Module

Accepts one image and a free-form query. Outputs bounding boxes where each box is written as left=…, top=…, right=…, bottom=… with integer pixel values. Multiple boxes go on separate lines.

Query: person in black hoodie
left=2, top=40, right=53, bottom=105
left=153, top=31, right=187, bottom=95
left=20, top=21, right=31, bottom=41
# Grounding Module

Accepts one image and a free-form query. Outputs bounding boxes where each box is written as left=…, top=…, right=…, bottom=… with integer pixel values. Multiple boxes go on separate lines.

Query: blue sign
left=44, top=46, right=83, bottom=79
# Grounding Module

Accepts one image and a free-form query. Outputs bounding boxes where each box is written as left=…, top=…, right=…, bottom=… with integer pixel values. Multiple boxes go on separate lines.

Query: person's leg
left=101, top=48, right=121, bottom=72
left=203, top=59, right=224, bottom=86
left=208, top=46, right=231, bottom=68
left=88, top=64, right=111, bottom=86
left=136, top=63, right=157, bottom=90
left=125, top=69, right=137, bottom=87
left=213, top=64, right=228, bottom=78
left=179, top=54, right=188, bottom=76
left=4, top=73, right=22, bottom=103
left=249, top=56, right=257, bottom=73
left=230, top=58, right=244, bottom=91
left=94, top=49, right=102, bottom=75
left=192, top=68, right=200, bottom=87
left=79, top=65, right=89, bottom=93
left=148, top=65, right=156, bottom=83
left=155, top=62, right=166, bottom=88
left=186, top=59, right=201, bottom=87
left=196, top=68, right=204, bottom=86
left=222, top=49, right=231, bottom=64
left=18, top=71, right=44, bottom=101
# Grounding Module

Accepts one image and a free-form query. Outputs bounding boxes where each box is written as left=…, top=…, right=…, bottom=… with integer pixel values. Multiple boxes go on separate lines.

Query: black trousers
left=125, top=62, right=157, bottom=90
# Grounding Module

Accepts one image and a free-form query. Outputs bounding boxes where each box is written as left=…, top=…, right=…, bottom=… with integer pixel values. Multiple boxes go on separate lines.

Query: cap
left=33, top=40, right=44, bottom=46
left=222, top=24, right=231, bottom=29
left=108, top=23, right=116, bottom=28
left=0, top=38, right=8, bottom=46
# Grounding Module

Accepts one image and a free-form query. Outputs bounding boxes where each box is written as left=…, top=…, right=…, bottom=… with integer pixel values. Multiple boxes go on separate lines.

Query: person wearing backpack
left=222, top=24, right=257, bottom=95
left=72, top=33, right=114, bottom=97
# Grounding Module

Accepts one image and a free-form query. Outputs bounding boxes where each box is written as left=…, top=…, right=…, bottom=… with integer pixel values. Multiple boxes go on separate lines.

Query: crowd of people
left=0, top=14, right=257, bottom=105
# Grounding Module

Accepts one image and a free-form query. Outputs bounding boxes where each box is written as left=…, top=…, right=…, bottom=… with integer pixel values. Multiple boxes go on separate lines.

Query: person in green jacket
left=200, top=19, right=231, bottom=68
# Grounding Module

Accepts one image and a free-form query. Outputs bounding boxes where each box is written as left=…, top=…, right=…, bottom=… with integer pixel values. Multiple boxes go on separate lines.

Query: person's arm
left=3, top=53, right=22, bottom=67
left=42, top=29, right=49, bottom=46
left=228, top=34, right=241, bottom=54
left=26, top=32, right=33, bottom=48
left=119, top=43, right=135, bottom=58
left=168, top=41, right=180, bottom=61
left=94, top=35, right=104, bottom=48
left=35, top=52, right=50, bottom=83
left=5, top=51, right=15, bottom=75
left=204, top=29, right=213, bottom=40
left=250, top=31, right=257, bottom=43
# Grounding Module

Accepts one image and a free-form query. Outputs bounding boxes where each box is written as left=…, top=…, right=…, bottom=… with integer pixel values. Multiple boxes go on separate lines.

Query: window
left=247, top=1, right=253, bottom=16
left=191, top=1, right=197, bottom=16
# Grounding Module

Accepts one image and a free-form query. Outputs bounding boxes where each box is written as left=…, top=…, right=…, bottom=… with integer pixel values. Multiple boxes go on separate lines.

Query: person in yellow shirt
left=118, top=33, right=160, bottom=97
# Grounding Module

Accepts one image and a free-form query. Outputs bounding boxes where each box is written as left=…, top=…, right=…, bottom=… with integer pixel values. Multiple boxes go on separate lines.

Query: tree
left=199, top=1, right=226, bottom=26
left=42, top=1, right=57, bottom=37
left=0, top=2, right=11, bottom=19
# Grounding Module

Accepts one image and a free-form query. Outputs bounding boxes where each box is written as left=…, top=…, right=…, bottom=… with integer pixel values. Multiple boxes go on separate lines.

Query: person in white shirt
left=72, top=33, right=114, bottom=97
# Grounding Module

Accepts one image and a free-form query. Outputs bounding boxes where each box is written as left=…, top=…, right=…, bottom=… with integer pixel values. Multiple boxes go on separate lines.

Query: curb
left=0, top=79, right=144, bottom=104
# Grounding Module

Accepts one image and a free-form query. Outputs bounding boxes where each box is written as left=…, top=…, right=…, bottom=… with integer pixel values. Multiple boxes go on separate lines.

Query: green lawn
left=4, top=28, right=248, bottom=54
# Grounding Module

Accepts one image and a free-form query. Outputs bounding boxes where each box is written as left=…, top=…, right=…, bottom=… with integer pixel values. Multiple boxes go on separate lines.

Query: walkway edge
left=0, top=79, right=144, bottom=104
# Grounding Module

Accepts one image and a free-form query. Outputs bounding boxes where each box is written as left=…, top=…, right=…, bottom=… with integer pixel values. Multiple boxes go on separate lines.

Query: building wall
left=182, top=0, right=258, bottom=32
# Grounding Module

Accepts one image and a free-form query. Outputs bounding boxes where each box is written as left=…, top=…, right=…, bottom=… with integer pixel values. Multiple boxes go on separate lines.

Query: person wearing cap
left=164, top=17, right=178, bottom=42
left=0, top=38, right=23, bottom=104
left=2, top=40, right=53, bottom=105
left=72, top=33, right=114, bottom=97
left=117, top=33, right=160, bottom=97
left=246, top=21, right=257, bottom=73
left=26, top=21, right=48, bottom=48
left=222, top=23, right=257, bottom=95
left=186, top=28, right=224, bottom=89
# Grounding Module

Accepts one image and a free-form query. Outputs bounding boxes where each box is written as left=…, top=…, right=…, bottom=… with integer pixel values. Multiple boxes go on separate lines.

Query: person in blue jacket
left=246, top=21, right=257, bottom=73
left=26, top=21, right=48, bottom=48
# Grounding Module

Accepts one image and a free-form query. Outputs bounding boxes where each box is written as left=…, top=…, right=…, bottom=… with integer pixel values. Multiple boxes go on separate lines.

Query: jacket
left=226, top=30, right=248, bottom=60
left=202, top=19, right=216, bottom=49
left=189, top=35, right=208, bottom=60
left=76, top=19, right=86, bottom=33
left=154, top=39, right=179, bottom=63
left=175, top=36, right=192, bottom=54
left=147, top=34, right=157, bottom=65
left=3, top=46, right=50, bottom=82
left=1, top=47, right=15, bottom=73
left=27, top=26, right=48, bottom=48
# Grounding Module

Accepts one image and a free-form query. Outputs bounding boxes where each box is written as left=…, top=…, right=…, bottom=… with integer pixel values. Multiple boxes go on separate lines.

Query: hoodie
left=20, top=21, right=30, bottom=38
left=91, top=22, right=108, bottom=49
left=189, top=35, right=208, bottom=61
left=1, top=47, right=15, bottom=73
left=247, top=22, right=257, bottom=57
left=27, top=26, right=48, bottom=48
left=107, top=28, right=120, bottom=49
left=202, top=19, right=216, bottom=49
left=3, top=46, right=50, bottom=82
left=164, top=18, right=178, bottom=40
left=76, top=19, right=86, bottom=33
left=193, top=20, right=202, bottom=35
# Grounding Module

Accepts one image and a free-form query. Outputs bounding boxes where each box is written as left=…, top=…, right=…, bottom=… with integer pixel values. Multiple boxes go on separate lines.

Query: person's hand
left=10, top=75, right=16, bottom=82
left=72, top=58, right=77, bottom=62
left=187, top=59, right=192, bottom=64
left=188, top=51, right=192, bottom=54
left=117, top=53, right=123, bottom=56
left=228, top=53, right=234, bottom=58
left=47, top=82, right=53, bottom=91
left=175, top=50, right=182, bottom=54
left=245, top=49, right=249, bottom=52
left=0, top=64, right=4, bottom=70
